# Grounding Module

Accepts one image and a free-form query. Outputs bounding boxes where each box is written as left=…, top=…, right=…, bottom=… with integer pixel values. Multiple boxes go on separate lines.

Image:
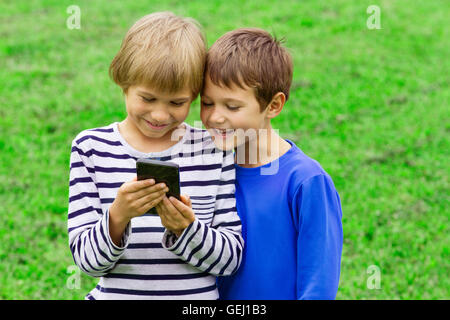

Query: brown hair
left=205, top=28, right=293, bottom=111
left=109, top=12, right=206, bottom=98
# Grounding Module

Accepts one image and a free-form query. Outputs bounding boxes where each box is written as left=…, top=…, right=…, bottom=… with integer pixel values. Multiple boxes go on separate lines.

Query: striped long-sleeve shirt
left=67, top=122, right=243, bottom=299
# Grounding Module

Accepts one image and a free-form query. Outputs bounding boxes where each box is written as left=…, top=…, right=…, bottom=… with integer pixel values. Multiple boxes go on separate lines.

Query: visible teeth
left=214, top=128, right=233, bottom=134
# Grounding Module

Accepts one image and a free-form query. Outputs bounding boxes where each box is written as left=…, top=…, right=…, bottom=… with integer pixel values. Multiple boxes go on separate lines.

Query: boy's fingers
left=135, top=189, right=166, bottom=209
left=156, top=198, right=172, bottom=221
left=139, top=194, right=165, bottom=213
left=155, top=202, right=163, bottom=216
left=169, top=196, right=194, bottom=219
left=162, top=196, right=178, bottom=214
left=157, top=196, right=180, bottom=220
left=133, top=184, right=167, bottom=200
left=180, top=195, right=192, bottom=207
left=125, top=178, right=156, bottom=193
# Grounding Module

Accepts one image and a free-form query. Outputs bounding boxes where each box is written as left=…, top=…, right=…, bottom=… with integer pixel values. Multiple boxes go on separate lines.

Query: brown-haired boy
left=201, top=28, right=343, bottom=299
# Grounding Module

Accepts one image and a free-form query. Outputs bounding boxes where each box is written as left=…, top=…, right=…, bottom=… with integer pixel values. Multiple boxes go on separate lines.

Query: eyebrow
left=202, top=95, right=246, bottom=105
left=137, top=90, right=190, bottom=101
left=137, top=90, right=154, bottom=96
left=225, top=98, right=246, bottom=105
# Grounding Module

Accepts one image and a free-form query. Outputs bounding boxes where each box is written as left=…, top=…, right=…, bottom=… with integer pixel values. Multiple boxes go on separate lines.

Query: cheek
left=126, top=98, right=145, bottom=115
left=173, top=105, right=190, bottom=122
left=228, top=113, right=249, bottom=130
left=200, top=108, right=209, bottom=124
left=239, top=109, right=264, bottom=129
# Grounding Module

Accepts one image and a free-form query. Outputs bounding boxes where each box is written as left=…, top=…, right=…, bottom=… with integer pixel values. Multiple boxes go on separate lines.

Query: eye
left=201, top=101, right=214, bottom=107
left=170, top=101, right=186, bottom=106
left=141, top=96, right=155, bottom=103
left=226, top=105, right=240, bottom=111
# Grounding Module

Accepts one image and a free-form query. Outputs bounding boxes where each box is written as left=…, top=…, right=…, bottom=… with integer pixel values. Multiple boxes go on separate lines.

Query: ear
left=265, top=92, right=286, bottom=119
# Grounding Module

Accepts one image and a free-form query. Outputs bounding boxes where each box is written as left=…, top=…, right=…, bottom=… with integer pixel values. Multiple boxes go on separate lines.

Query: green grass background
left=0, top=0, right=448, bottom=299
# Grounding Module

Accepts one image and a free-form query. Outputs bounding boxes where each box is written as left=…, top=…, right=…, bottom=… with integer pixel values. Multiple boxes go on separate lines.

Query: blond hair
left=206, top=28, right=293, bottom=111
left=110, top=12, right=206, bottom=97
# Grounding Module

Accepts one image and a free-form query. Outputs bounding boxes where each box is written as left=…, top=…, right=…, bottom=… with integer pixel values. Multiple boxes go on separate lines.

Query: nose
left=150, top=105, right=170, bottom=124
left=207, top=107, right=226, bottom=126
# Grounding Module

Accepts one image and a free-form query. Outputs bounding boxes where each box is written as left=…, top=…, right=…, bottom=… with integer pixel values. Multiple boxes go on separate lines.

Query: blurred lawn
left=0, top=0, right=448, bottom=299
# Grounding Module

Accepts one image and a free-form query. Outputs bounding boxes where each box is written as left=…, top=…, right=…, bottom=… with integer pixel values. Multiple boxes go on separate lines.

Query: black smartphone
left=136, top=159, right=181, bottom=214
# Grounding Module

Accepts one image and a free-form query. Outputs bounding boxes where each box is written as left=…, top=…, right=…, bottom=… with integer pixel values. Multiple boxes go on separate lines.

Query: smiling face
left=122, top=84, right=192, bottom=149
left=200, top=75, right=271, bottom=151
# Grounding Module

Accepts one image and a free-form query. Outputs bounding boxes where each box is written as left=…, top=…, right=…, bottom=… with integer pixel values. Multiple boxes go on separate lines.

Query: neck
left=235, top=125, right=290, bottom=168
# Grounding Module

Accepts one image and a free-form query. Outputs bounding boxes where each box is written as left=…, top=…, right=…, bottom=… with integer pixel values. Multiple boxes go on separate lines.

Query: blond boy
left=68, top=12, right=243, bottom=300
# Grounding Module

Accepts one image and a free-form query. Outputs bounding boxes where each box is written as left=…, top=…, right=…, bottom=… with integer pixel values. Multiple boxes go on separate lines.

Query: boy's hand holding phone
left=156, top=195, right=195, bottom=238
left=135, top=158, right=193, bottom=237
left=108, top=177, right=168, bottom=246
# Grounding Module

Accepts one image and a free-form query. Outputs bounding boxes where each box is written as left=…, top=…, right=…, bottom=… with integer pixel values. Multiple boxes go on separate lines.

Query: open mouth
left=211, top=128, right=235, bottom=138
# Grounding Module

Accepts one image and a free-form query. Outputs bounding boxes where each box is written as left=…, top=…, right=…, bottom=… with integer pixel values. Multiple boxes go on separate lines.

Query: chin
left=205, top=129, right=232, bottom=151
left=213, top=141, right=234, bottom=151
left=142, top=122, right=177, bottom=138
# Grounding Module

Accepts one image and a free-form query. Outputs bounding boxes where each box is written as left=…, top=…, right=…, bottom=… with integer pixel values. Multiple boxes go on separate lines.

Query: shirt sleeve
left=67, top=137, right=131, bottom=277
left=162, top=150, right=244, bottom=276
left=294, top=174, right=343, bottom=300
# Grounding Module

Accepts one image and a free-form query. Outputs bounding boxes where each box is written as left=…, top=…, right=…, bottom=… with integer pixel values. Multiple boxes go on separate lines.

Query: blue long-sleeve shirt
left=217, top=140, right=343, bottom=299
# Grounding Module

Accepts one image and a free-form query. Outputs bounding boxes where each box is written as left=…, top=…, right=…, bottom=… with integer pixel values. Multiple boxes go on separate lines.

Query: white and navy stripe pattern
left=68, top=122, right=243, bottom=299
